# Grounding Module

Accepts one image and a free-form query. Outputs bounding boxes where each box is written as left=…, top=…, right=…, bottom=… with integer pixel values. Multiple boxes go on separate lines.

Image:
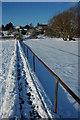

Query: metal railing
left=20, top=41, right=80, bottom=113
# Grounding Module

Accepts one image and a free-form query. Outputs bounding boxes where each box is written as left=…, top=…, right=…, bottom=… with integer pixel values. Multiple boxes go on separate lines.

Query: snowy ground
left=24, top=38, right=79, bottom=96
left=0, top=39, right=58, bottom=119
left=0, top=38, right=80, bottom=119
left=0, top=40, right=15, bottom=117
left=24, top=38, right=80, bottom=118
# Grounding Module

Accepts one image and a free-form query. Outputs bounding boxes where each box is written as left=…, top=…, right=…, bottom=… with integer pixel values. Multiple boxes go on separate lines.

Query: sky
left=1, top=0, right=80, bottom=2
left=2, top=2, right=78, bottom=27
left=0, top=2, right=2, bottom=26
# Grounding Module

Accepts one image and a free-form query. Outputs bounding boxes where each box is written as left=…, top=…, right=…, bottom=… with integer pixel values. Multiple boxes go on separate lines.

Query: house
left=16, top=26, right=20, bottom=30
left=23, top=28, right=28, bottom=31
left=27, top=28, right=35, bottom=35
left=14, top=31, right=22, bottom=39
left=36, top=24, right=48, bottom=33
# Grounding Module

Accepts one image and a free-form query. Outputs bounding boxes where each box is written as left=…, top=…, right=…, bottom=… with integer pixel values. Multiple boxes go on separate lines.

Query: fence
left=20, top=41, right=80, bottom=113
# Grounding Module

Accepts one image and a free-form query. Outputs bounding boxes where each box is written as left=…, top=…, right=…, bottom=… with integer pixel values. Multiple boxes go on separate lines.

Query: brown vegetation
left=45, top=5, right=80, bottom=40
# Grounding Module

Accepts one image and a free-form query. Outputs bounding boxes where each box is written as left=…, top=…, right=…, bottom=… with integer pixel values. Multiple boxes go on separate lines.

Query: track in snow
left=1, top=40, right=58, bottom=119
left=16, top=41, right=55, bottom=119
left=17, top=41, right=41, bottom=119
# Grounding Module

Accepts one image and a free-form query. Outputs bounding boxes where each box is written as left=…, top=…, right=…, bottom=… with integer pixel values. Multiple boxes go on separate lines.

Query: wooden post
left=27, top=47, right=28, bottom=59
left=33, top=54, right=35, bottom=72
left=54, top=79, right=58, bottom=113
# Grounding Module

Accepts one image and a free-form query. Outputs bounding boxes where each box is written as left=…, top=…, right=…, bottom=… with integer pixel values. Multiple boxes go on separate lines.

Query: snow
left=0, top=39, right=20, bottom=118
left=18, top=41, right=58, bottom=118
left=0, top=38, right=80, bottom=119
left=24, top=38, right=80, bottom=118
left=1, top=41, right=21, bottom=118
left=22, top=35, right=30, bottom=39
left=0, top=39, right=58, bottom=119
left=2, top=40, right=15, bottom=80
left=37, top=34, right=47, bottom=39
left=2, top=31, right=8, bottom=36
left=24, top=38, right=78, bottom=95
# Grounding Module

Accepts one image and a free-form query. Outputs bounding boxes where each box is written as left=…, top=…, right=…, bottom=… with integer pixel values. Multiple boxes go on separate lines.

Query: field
left=0, top=38, right=80, bottom=119
left=24, top=38, right=79, bottom=118
left=24, top=38, right=79, bottom=96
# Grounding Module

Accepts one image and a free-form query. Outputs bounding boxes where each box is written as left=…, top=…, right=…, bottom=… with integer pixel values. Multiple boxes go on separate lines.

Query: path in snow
left=17, top=40, right=57, bottom=118
left=17, top=41, right=41, bottom=118
left=1, top=39, right=79, bottom=119
left=1, top=40, right=21, bottom=118
left=0, top=40, right=16, bottom=118
left=1, top=40, right=58, bottom=119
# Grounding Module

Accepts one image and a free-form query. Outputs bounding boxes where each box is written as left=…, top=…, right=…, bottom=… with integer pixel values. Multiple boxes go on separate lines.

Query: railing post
left=33, top=53, right=35, bottom=72
left=27, top=47, right=28, bottom=59
left=54, top=79, right=58, bottom=113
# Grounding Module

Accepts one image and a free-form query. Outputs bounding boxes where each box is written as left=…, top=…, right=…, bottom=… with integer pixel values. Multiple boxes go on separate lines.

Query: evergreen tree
left=5, top=22, right=14, bottom=30
left=2, top=25, right=5, bottom=31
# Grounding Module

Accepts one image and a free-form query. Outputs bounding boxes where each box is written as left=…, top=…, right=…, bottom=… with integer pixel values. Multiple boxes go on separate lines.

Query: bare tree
left=45, top=5, right=79, bottom=40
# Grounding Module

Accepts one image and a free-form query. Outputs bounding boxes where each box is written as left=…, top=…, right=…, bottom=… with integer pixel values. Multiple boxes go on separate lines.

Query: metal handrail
left=20, top=41, right=80, bottom=113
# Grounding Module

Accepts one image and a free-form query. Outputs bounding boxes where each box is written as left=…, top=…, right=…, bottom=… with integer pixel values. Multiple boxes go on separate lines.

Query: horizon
left=2, top=2, right=78, bottom=27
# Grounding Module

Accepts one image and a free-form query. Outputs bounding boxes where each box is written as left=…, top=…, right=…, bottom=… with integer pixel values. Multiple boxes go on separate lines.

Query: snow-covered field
left=0, top=38, right=80, bottom=119
left=24, top=38, right=79, bottom=96
left=24, top=38, right=80, bottom=118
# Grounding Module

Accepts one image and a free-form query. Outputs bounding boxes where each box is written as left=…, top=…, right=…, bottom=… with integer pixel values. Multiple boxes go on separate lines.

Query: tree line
left=2, top=22, right=14, bottom=31
left=2, top=22, right=34, bottom=31
left=45, top=5, right=80, bottom=40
